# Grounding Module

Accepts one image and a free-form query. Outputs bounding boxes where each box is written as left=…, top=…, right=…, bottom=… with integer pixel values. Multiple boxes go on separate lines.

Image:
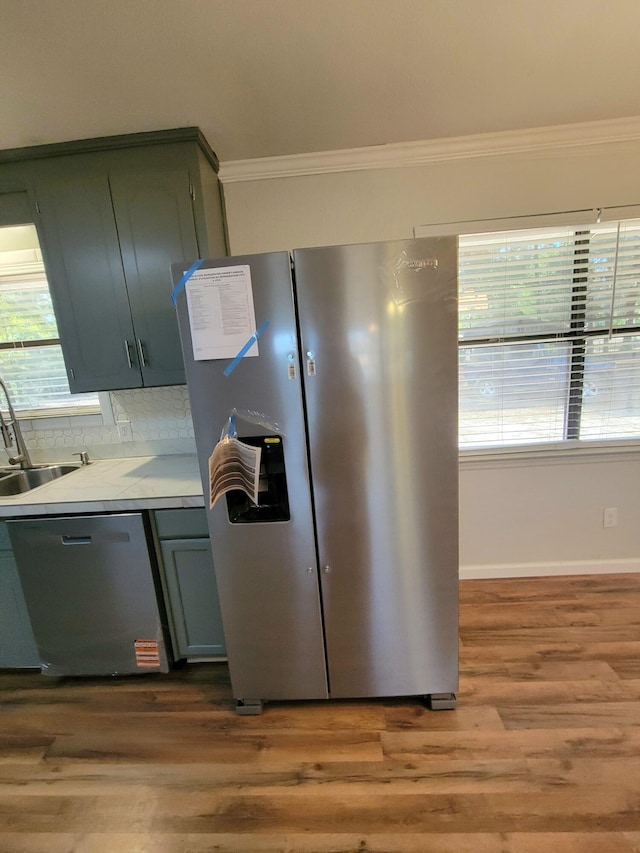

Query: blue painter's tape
left=170, top=259, right=204, bottom=306
left=223, top=320, right=270, bottom=377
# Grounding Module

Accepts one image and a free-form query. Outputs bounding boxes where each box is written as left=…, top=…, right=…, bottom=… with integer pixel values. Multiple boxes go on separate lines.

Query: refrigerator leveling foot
left=424, top=693, right=457, bottom=711
left=235, top=698, right=264, bottom=715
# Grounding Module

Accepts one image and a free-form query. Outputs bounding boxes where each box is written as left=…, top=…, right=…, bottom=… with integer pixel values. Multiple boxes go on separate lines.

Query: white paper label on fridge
left=185, top=265, right=259, bottom=361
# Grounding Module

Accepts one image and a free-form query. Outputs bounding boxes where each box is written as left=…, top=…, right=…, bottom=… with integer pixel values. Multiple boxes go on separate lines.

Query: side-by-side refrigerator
left=173, top=237, right=459, bottom=713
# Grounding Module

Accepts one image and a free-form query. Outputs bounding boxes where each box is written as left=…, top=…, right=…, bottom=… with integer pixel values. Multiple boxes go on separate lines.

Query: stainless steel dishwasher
left=7, top=513, right=170, bottom=676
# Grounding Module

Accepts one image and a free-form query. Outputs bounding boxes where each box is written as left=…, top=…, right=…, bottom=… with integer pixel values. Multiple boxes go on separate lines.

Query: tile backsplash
left=5, top=386, right=197, bottom=465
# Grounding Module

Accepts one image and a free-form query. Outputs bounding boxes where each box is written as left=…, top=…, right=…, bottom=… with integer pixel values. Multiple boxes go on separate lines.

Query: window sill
left=459, top=439, right=640, bottom=469
left=17, top=405, right=101, bottom=420
left=17, top=393, right=112, bottom=427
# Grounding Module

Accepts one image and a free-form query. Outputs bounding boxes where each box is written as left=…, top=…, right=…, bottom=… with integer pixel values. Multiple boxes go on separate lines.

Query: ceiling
left=3, top=0, right=640, bottom=164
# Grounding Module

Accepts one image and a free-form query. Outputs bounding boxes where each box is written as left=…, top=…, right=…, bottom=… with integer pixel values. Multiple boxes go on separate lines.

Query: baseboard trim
left=460, top=559, right=640, bottom=580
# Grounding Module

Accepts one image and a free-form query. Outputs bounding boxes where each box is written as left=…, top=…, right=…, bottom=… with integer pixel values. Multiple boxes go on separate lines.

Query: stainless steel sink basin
left=0, top=464, right=81, bottom=497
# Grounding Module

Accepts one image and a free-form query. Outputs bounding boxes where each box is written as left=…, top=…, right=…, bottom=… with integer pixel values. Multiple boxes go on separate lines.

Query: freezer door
left=173, top=252, right=328, bottom=701
left=294, top=238, right=459, bottom=699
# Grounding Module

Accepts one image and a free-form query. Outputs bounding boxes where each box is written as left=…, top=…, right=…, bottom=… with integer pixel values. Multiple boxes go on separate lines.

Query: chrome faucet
left=0, top=376, right=33, bottom=469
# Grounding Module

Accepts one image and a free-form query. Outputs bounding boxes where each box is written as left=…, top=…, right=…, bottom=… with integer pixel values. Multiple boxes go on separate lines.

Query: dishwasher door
left=7, top=513, right=169, bottom=676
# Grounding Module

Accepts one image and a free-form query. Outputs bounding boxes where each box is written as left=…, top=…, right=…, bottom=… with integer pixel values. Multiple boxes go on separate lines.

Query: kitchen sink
left=0, top=464, right=81, bottom=497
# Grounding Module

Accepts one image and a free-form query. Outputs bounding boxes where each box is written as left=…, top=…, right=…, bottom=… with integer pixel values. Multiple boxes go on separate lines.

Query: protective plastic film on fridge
left=173, top=237, right=459, bottom=713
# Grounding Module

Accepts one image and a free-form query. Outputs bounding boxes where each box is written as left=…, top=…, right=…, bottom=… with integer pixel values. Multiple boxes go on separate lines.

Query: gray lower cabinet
left=0, top=521, right=39, bottom=668
left=153, top=509, right=226, bottom=659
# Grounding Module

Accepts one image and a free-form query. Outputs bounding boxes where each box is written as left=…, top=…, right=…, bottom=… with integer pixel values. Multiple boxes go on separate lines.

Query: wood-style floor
left=1, top=573, right=640, bottom=852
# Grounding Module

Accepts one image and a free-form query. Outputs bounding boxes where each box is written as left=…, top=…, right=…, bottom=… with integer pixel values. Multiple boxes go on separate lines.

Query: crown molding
left=219, top=116, right=640, bottom=184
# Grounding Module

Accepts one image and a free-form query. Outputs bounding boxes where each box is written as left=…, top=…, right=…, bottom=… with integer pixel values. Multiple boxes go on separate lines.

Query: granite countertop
left=0, top=455, right=205, bottom=518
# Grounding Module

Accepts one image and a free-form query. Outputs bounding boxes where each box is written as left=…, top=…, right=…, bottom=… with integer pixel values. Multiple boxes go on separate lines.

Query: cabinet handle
left=124, top=340, right=134, bottom=369
left=137, top=339, right=147, bottom=368
left=61, top=535, right=92, bottom=545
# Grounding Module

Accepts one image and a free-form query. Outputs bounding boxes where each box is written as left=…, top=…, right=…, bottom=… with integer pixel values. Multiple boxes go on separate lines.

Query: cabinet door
left=0, top=521, right=39, bottom=669
left=0, top=552, right=40, bottom=668
left=160, top=538, right=226, bottom=658
left=110, top=168, right=199, bottom=387
left=0, top=191, right=33, bottom=226
left=34, top=170, right=141, bottom=392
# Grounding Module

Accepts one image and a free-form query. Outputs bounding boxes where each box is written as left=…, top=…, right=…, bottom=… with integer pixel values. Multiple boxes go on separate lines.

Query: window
left=0, top=225, right=99, bottom=416
left=458, top=219, right=640, bottom=449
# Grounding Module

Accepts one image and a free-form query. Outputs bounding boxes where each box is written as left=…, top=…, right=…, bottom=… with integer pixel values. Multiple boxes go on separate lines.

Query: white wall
left=221, top=136, right=640, bottom=578
left=459, top=452, right=640, bottom=578
left=222, top=140, right=640, bottom=253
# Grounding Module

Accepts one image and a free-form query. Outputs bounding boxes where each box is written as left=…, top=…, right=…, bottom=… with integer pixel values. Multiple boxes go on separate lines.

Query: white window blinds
left=458, top=220, right=640, bottom=448
left=0, top=226, right=98, bottom=414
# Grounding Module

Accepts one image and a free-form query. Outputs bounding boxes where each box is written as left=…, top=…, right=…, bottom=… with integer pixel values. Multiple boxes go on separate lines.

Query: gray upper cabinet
left=0, top=129, right=227, bottom=393
left=0, top=190, right=33, bottom=227
left=33, top=165, right=141, bottom=391
left=109, top=167, right=200, bottom=388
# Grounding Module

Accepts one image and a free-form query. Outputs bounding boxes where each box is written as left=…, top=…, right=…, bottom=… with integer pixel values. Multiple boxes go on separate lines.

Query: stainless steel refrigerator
left=173, top=237, right=458, bottom=713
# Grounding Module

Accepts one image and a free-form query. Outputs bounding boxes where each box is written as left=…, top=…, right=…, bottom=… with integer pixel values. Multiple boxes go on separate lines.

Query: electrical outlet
left=603, top=507, right=618, bottom=528
left=117, top=420, right=133, bottom=442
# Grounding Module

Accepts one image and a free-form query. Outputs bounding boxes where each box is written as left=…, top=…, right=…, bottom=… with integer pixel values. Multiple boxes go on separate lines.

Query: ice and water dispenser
left=226, top=436, right=290, bottom=523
